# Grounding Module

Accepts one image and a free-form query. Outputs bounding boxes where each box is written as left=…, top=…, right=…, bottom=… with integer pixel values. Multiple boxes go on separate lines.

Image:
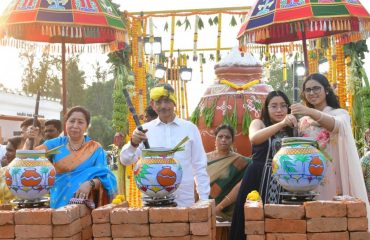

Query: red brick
left=151, top=237, right=190, bottom=240
left=307, top=217, right=347, bottom=232
left=92, top=223, right=111, bottom=237
left=113, top=238, right=151, bottom=240
left=93, top=238, right=112, bottom=240
left=348, top=217, right=368, bottom=231
left=346, top=201, right=367, bottom=218
left=245, top=200, right=264, bottom=221
left=350, top=231, right=370, bottom=240
left=0, top=211, right=14, bottom=225
left=0, top=224, right=14, bottom=238
left=245, top=221, right=264, bottom=235
left=52, top=205, right=80, bottom=225
left=53, top=218, right=82, bottom=237
left=191, top=236, right=212, bottom=240
left=265, top=204, right=305, bottom=219
left=266, top=233, right=307, bottom=240
left=52, top=232, right=82, bottom=240
left=15, top=224, right=52, bottom=238
left=81, top=226, right=93, bottom=240
left=265, top=219, right=306, bottom=233
left=304, top=201, right=347, bottom=218
left=92, top=204, right=115, bottom=224
left=79, top=204, right=92, bottom=217
left=307, top=231, right=349, bottom=240
left=14, top=208, right=52, bottom=225
left=247, top=235, right=266, bottom=240
left=150, top=223, right=190, bottom=237
left=190, top=219, right=212, bottom=235
left=110, top=207, right=149, bottom=224
left=111, top=223, right=149, bottom=238
left=189, top=201, right=211, bottom=222
left=81, top=214, right=92, bottom=229
left=149, top=207, right=189, bottom=223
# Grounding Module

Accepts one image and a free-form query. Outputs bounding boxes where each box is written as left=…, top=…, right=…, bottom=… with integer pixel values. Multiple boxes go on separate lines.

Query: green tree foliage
left=88, top=115, right=115, bottom=148
left=20, top=50, right=61, bottom=98
left=84, top=80, right=114, bottom=120
left=66, top=57, right=85, bottom=108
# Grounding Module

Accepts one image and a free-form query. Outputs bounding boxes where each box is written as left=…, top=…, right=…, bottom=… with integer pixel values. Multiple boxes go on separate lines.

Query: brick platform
left=244, top=199, right=370, bottom=240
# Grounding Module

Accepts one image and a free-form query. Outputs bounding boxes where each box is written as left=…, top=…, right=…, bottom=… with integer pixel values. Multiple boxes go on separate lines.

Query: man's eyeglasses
left=268, top=104, right=288, bottom=111
left=304, top=86, right=322, bottom=94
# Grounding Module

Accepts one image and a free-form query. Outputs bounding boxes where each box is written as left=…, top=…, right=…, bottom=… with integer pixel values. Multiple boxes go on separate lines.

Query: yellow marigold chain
left=220, top=79, right=259, bottom=90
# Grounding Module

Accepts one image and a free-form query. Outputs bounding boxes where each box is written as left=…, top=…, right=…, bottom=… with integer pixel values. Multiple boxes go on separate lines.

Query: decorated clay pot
left=134, top=148, right=183, bottom=198
left=5, top=150, right=56, bottom=200
left=272, top=137, right=327, bottom=192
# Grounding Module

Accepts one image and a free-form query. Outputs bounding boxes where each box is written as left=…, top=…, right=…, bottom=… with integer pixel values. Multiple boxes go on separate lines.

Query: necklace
left=68, top=138, right=85, bottom=152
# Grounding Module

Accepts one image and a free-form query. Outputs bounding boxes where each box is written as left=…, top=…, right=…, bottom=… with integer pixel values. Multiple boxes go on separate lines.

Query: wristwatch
left=89, top=179, right=96, bottom=190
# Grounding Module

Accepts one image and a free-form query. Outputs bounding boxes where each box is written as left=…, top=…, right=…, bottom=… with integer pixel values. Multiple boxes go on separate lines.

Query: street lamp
left=318, top=58, right=329, bottom=74
left=154, top=64, right=166, bottom=79
left=179, top=67, right=192, bottom=81
left=293, top=61, right=305, bottom=102
left=144, top=36, right=162, bottom=55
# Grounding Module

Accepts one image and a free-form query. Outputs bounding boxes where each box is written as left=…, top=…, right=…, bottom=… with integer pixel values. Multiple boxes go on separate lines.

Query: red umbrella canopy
left=0, top=0, right=127, bottom=45
left=237, top=0, right=370, bottom=45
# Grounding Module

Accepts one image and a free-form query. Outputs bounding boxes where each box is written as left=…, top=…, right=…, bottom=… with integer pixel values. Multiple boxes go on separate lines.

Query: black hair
left=44, top=119, right=62, bottom=132
left=145, top=105, right=158, bottom=119
left=20, top=118, right=41, bottom=128
left=260, top=90, right=293, bottom=136
left=65, top=106, right=91, bottom=125
left=214, top=124, right=235, bottom=142
left=301, top=73, right=340, bottom=109
left=7, top=136, right=23, bottom=149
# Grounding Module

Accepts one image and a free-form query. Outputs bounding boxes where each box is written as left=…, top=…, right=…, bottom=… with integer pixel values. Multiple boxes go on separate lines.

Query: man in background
left=44, top=119, right=62, bottom=140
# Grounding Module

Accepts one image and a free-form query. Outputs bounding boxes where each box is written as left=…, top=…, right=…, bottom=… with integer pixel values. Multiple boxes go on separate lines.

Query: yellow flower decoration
left=246, top=190, right=261, bottom=201
left=220, top=79, right=259, bottom=90
left=112, top=198, right=122, bottom=205
left=116, top=194, right=126, bottom=201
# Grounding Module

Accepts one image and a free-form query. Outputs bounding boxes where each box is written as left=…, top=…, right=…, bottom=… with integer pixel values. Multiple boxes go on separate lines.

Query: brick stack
left=91, top=199, right=215, bottom=240
left=92, top=202, right=129, bottom=239
left=243, top=199, right=370, bottom=240
left=0, top=204, right=95, bottom=240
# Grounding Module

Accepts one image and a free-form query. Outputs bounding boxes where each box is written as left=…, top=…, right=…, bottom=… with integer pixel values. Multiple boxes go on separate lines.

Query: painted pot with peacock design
left=134, top=148, right=183, bottom=198
left=272, top=137, right=327, bottom=193
left=5, top=150, right=56, bottom=200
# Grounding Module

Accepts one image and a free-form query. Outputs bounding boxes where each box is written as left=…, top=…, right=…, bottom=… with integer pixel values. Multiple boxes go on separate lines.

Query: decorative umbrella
left=237, top=0, right=370, bottom=73
left=0, top=0, right=127, bottom=117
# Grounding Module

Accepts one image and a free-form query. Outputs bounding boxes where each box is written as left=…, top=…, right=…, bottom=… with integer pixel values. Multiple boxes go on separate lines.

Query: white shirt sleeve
left=119, top=141, right=142, bottom=166
left=191, top=125, right=210, bottom=200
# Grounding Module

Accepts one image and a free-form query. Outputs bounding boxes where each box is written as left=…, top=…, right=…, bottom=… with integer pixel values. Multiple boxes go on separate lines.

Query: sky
left=0, top=0, right=370, bottom=112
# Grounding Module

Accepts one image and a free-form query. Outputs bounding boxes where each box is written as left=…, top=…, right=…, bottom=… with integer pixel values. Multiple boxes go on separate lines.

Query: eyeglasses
left=268, top=104, right=288, bottom=111
left=304, top=86, right=322, bottom=94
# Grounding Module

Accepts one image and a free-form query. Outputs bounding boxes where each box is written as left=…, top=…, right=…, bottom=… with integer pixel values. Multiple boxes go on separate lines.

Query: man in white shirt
left=120, top=84, right=210, bottom=207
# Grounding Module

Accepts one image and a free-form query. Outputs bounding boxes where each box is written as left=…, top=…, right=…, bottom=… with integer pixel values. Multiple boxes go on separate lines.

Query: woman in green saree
left=207, top=124, right=251, bottom=221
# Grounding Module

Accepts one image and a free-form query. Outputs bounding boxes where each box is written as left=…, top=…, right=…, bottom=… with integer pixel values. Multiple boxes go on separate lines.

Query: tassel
left=328, top=20, right=332, bottom=31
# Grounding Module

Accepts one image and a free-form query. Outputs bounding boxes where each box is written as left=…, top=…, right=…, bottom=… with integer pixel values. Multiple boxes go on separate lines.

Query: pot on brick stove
left=5, top=150, right=56, bottom=200
left=272, top=137, right=327, bottom=193
left=134, top=147, right=183, bottom=199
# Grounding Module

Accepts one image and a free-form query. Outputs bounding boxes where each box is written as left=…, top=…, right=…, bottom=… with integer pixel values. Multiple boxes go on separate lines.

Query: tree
left=88, top=115, right=115, bottom=148
left=84, top=80, right=114, bottom=119
left=66, top=57, right=85, bottom=107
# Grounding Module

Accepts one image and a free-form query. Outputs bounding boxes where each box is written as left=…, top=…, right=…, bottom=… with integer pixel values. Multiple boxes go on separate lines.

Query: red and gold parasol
left=0, top=0, right=128, bottom=117
left=237, top=0, right=370, bottom=71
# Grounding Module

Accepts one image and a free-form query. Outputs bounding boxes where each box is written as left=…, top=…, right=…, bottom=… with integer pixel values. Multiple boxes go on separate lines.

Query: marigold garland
left=336, top=43, right=346, bottom=109
left=220, top=79, right=259, bottom=90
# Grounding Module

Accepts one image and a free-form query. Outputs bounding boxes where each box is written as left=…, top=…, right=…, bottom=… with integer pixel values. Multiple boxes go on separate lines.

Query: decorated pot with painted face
left=272, top=137, right=327, bottom=192
left=5, top=150, right=56, bottom=200
left=134, top=148, right=183, bottom=198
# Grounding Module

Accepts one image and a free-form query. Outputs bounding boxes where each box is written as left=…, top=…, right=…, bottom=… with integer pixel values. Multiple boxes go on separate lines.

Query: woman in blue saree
left=35, top=106, right=117, bottom=208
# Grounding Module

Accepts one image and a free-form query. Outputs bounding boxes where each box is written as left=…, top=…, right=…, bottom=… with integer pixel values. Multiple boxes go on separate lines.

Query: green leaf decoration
left=198, top=17, right=204, bottom=30
left=202, top=98, right=218, bottom=128
left=184, top=17, right=191, bottom=31
left=190, top=106, right=201, bottom=125
left=208, top=18, right=213, bottom=26
left=202, top=57, right=206, bottom=64
left=176, top=19, right=182, bottom=27
left=241, top=98, right=252, bottom=135
left=230, top=100, right=238, bottom=131
left=230, top=16, right=237, bottom=27
left=213, top=16, right=218, bottom=25
left=164, top=22, right=169, bottom=31
left=46, top=145, right=62, bottom=156
left=209, top=54, right=215, bottom=61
